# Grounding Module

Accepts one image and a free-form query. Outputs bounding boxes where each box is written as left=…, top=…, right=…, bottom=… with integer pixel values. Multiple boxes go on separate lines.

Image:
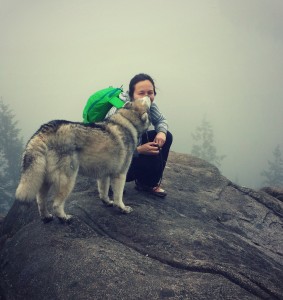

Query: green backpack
left=82, top=86, right=125, bottom=123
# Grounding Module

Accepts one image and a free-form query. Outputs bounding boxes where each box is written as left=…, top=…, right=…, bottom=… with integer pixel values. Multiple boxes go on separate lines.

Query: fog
left=1, top=0, right=283, bottom=189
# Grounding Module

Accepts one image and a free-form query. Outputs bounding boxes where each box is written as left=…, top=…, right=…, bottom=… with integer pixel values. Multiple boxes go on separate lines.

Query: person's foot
left=135, top=182, right=167, bottom=198
left=151, top=186, right=167, bottom=198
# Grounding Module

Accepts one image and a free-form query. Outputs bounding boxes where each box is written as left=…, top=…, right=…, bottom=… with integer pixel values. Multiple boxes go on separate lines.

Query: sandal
left=135, top=182, right=167, bottom=198
left=151, top=186, right=167, bottom=198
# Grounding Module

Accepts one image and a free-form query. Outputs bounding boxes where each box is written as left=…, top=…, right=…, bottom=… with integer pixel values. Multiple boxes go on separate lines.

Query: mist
left=1, top=0, right=283, bottom=189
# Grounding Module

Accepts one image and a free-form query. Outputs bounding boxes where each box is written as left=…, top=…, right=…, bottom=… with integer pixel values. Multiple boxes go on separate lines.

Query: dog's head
left=122, top=97, right=151, bottom=132
left=124, top=97, right=151, bottom=120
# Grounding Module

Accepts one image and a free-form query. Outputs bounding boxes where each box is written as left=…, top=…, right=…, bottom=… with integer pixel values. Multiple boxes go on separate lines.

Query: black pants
left=126, top=130, right=173, bottom=187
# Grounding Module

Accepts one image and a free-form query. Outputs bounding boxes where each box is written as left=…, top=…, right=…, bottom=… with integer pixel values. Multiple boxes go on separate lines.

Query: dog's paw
left=41, top=214, right=54, bottom=223
left=58, top=214, right=73, bottom=224
left=118, top=205, right=133, bottom=214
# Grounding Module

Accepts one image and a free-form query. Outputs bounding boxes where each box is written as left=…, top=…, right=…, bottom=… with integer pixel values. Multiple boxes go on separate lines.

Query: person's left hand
left=154, top=132, right=166, bottom=148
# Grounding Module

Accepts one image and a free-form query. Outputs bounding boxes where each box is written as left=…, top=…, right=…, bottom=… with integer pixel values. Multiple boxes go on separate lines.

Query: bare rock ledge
left=0, top=151, right=283, bottom=300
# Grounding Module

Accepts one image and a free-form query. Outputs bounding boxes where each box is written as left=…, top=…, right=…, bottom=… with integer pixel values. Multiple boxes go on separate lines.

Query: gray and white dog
left=15, top=97, right=151, bottom=222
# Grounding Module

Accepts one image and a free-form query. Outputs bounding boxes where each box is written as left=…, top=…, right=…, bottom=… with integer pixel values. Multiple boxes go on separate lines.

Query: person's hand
left=154, top=132, right=166, bottom=148
left=137, top=142, right=160, bottom=155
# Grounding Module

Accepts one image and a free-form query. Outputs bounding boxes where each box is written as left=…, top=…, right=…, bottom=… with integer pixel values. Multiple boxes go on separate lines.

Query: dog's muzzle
left=142, top=96, right=151, bottom=109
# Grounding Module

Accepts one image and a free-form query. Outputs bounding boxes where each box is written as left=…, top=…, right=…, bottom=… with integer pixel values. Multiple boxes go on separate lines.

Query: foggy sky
left=1, top=0, right=283, bottom=188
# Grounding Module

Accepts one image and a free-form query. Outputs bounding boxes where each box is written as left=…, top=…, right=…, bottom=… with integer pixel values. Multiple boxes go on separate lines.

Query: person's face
left=133, top=80, right=155, bottom=102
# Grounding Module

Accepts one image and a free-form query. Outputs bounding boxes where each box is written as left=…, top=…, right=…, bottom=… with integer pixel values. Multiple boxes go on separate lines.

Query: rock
left=260, top=186, right=283, bottom=202
left=0, top=151, right=282, bottom=300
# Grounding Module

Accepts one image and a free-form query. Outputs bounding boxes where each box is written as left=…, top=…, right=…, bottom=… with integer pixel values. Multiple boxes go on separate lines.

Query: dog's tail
left=15, top=136, right=47, bottom=202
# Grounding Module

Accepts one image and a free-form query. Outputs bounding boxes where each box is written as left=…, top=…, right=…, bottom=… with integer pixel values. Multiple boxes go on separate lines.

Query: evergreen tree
left=0, top=149, right=9, bottom=186
left=0, top=99, right=23, bottom=190
left=191, top=117, right=225, bottom=168
left=0, top=99, right=24, bottom=214
left=261, top=145, right=283, bottom=187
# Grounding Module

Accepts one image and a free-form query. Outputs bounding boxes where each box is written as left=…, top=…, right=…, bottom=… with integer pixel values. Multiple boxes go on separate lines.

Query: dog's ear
left=123, top=101, right=132, bottom=109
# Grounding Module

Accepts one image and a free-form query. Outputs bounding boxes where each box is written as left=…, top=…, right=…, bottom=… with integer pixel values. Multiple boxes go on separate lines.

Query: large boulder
left=0, top=151, right=282, bottom=300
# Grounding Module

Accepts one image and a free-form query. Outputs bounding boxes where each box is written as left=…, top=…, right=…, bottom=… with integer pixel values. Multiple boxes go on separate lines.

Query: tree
left=0, top=99, right=23, bottom=213
left=0, top=149, right=9, bottom=185
left=0, top=99, right=23, bottom=184
left=191, top=117, right=225, bottom=168
left=261, top=145, right=283, bottom=187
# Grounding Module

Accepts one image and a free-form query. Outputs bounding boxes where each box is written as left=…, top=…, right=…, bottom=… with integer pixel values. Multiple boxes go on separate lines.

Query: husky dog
left=15, top=97, right=151, bottom=222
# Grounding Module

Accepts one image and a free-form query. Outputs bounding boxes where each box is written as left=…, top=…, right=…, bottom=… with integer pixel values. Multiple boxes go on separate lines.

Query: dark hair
left=128, top=73, right=157, bottom=99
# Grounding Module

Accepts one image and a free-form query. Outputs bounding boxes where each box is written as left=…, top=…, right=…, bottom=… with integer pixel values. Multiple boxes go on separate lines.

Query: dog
left=15, top=97, right=151, bottom=222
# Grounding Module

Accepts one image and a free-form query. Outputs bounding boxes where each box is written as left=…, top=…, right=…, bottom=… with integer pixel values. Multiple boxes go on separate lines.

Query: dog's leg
left=52, top=173, right=77, bottom=222
left=111, top=174, right=132, bottom=213
left=97, top=177, right=114, bottom=206
left=37, top=182, right=53, bottom=223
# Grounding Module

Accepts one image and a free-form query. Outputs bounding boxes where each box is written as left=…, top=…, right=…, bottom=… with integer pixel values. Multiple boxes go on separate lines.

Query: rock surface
left=0, top=151, right=283, bottom=300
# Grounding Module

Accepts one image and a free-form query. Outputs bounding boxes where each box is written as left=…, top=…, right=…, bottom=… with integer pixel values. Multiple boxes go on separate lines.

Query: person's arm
left=150, top=103, right=168, bottom=147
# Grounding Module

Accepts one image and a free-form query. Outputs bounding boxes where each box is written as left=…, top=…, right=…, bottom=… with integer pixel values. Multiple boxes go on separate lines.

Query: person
left=108, top=73, right=173, bottom=197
